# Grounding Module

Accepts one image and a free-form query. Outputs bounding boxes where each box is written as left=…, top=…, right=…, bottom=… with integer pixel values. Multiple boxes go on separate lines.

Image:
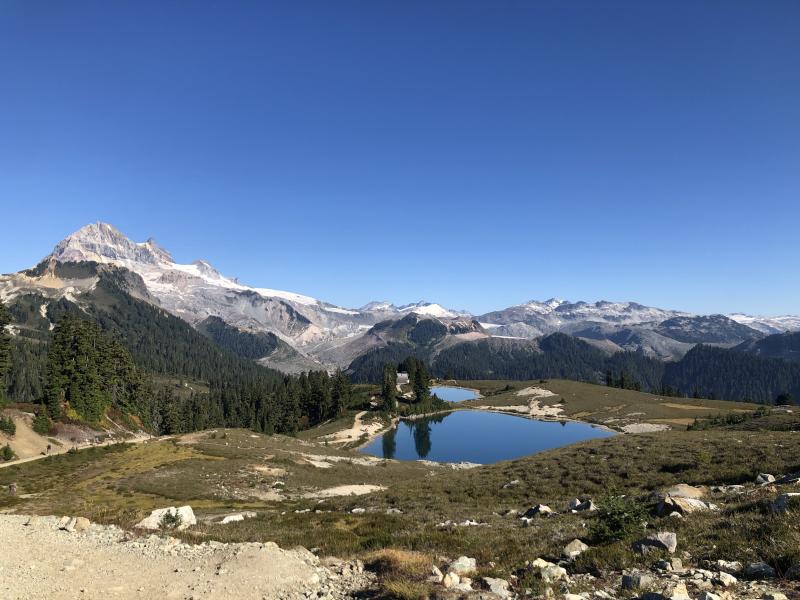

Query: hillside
left=3, top=223, right=799, bottom=374
left=1, top=390, right=798, bottom=599
left=736, top=330, right=800, bottom=363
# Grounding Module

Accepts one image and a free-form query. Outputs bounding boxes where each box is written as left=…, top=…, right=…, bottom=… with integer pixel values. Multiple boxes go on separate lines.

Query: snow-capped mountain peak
left=50, top=222, right=171, bottom=266
left=397, top=301, right=466, bottom=319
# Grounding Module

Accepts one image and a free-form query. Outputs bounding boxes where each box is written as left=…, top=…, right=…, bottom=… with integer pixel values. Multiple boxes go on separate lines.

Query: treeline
left=662, top=345, right=800, bottom=404
left=350, top=332, right=800, bottom=404
left=146, top=369, right=352, bottom=436
left=0, top=274, right=355, bottom=436
left=196, top=316, right=281, bottom=360
left=45, top=315, right=143, bottom=421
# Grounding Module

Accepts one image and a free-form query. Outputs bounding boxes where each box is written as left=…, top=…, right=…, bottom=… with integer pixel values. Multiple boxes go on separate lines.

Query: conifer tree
left=381, top=363, right=397, bottom=412
left=0, top=301, right=11, bottom=406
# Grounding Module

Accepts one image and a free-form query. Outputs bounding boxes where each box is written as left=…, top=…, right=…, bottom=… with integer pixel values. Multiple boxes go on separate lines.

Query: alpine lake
left=360, top=386, right=615, bottom=464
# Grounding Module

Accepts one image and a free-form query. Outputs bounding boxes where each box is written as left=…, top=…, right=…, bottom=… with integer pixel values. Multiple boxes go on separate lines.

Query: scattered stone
left=713, top=560, right=742, bottom=574
left=698, top=593, right=722, bottom=600
left=448, top=556, right=477, bottom=575
left=622, top=571, right=655, bottom=589
left=429, top=565, right=444, bottom=583
left=660, top=484, right=705, bottom=499
left=761, top=594, right=788, bottom=600
left=756, top=473, right=776, bottom=485
left=568, top=498, right=597, bottom=512
left=563, top=538, right=589, bottom=559
left=442, top=571, right=460, bottom=588
left=713, top=571, right=737, bottom=587
left=483, top=577, right=511, bottom=598
left=744, top=562, right=776, bottom=579
left=350, top=508, right=365, bottom=514
left=502, top=480, right=520, bottom=489
left=135, top=506, right=196, bottom=531
left=771, top=492, right=800, bottom=513
left=634, top=532, right=678, bottom=555
left=522, top=504, right=553, bottom=518
left=658, top=496, right=718, bottom=515
left=529, top=558, right=567, bottom=583
left=73, top=517, right=91, bottom=532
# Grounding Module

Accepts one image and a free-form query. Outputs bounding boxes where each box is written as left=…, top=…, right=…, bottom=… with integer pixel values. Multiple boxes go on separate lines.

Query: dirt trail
left=321, top=411, right=385, bottom=445
left=0, top=411, right=151, bottom=470
left=0, top=515, right=373, bottom=600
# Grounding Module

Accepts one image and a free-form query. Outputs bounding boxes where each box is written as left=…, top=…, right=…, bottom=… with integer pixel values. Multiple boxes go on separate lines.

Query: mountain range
left=2, top=222, right=799, bottom=376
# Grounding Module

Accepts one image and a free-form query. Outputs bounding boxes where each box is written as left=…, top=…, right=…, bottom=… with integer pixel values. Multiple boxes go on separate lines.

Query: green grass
left=2, top=379, right=798, bottom=589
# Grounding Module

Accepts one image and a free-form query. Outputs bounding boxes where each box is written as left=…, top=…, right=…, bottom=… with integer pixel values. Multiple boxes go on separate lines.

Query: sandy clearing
left=484, top=399, right=565, bottom=419
left=304, top=484, right=387, bottom=499
left=515, top=386, right=557, bottom=399
left=321, top=411, right=386, bottom=445
left=621, top=423, right=671, bottom=433
left=0, top=514, right=372, bottom=600
left=295, top=452, right=384, bottom=469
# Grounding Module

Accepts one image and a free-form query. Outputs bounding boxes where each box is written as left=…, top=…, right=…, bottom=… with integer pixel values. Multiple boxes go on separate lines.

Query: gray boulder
left=771, top=492, right=800, bottom=513
left=634, top=532, right=678, bottom=555
left=483, top=576, right=512, bottom=598
left=743, top=561, right=776, bottom=579
left=622, top=571, right=655, bottom=589
left=562, top=538, right=589, bottom=559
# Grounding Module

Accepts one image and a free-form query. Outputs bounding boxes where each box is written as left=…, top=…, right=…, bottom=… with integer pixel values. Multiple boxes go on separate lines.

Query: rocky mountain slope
left=2, top=222, right=798, bottom=372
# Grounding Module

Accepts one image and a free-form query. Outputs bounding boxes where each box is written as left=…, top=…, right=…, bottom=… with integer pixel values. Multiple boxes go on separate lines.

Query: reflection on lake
left=429, top=386, right=478, bottom=402
left=362, top=410, right=614, bottom=464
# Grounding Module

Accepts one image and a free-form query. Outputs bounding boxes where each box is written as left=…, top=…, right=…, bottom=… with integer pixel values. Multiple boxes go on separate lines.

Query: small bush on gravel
left=159, top=511, right=183, bottom=531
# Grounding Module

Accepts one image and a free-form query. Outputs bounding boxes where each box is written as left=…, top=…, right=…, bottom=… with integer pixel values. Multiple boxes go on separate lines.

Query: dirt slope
left=0, top=514, right=373, bottom=600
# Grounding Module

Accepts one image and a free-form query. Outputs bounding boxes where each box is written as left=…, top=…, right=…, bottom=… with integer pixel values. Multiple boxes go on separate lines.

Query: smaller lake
left=430, top=386, right=478, bottom=402
left=360, top=410, right=615, bottom=464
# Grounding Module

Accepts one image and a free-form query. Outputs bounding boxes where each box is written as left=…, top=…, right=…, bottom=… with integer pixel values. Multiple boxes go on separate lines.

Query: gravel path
left=0, top=515, right=374, bottom=600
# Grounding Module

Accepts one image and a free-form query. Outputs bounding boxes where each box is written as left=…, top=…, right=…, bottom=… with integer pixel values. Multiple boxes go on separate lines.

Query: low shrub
left=590, top=492, right=649, bottom=544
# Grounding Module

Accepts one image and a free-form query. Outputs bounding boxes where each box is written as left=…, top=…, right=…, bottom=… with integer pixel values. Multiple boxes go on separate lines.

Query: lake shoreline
left=357, top=407, right=616, bottom=463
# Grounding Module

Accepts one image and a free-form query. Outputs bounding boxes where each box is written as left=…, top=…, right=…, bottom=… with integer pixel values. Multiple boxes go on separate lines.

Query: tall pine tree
left=0, top=301, right=11, bottom=406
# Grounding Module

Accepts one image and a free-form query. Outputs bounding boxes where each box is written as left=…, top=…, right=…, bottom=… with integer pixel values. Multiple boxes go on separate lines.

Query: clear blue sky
left=2, top=1, right=799, bottom=315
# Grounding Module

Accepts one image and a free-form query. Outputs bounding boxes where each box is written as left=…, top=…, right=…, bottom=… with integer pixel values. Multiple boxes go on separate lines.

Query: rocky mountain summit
left=2, top=222, right=799, bottom=371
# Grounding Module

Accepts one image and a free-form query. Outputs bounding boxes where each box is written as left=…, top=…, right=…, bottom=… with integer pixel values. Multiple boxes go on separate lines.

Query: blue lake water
left=360, top=410, right=615, bottom=464
left=430, top=386, right=478, bottom=402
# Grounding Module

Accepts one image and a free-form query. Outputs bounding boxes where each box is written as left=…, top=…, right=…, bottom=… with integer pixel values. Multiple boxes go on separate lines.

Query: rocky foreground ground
left=0, top=515, right=375, bottom=600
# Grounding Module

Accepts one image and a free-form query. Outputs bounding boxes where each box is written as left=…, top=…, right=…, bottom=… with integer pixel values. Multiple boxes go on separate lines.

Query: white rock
left=442, top=571, right=460, bottom=588
left=563, top=538, right=589, bottom=559
left=221, top=514, right=244, bottom=524
left=530, top=558, right=567, bottom=583
left=448, top=556, right=477, bottom=575
left=714, top=571, right=737, bottom=587
left=484, top=577, right=511, bottom=598
left=135, top=506, right=196, bottom=531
